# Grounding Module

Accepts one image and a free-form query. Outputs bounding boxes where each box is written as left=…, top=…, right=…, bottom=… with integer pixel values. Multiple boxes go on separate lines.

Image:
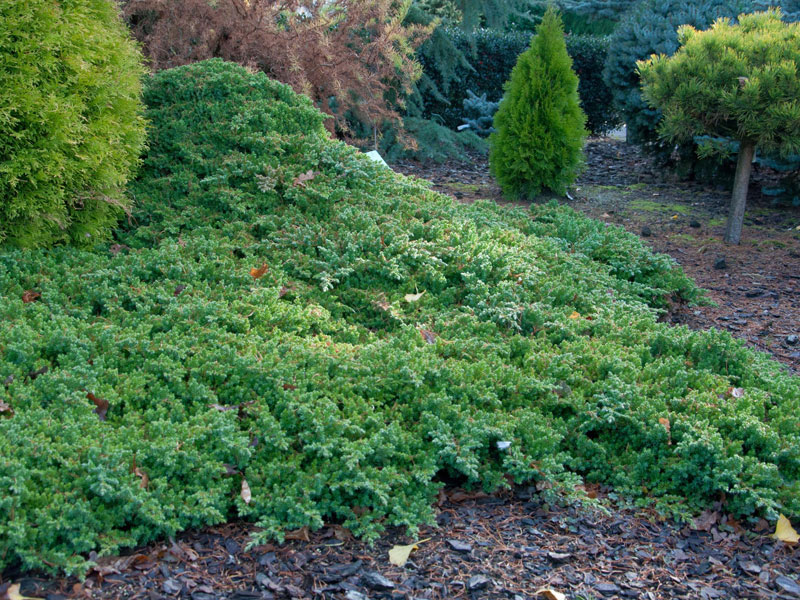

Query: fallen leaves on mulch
left=6, top=488, right=800, bottom=600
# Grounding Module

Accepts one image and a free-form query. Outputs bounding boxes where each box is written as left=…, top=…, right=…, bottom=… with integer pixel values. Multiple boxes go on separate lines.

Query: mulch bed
left=5, top=488, right=800, bottom=600
left=3, top=139, right=799, bottom=600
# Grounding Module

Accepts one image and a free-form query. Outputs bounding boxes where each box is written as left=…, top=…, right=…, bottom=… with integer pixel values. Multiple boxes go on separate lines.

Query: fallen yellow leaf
left=568, top=311, right=580, bottom=319
left=773, top=514, right=799, bottom=543
left=6, top=584, right=37, bottom=600
left=241, top=478, right=252, bottom=504
left=535, top=588, right=566, bottom=600
left=404, top=291, right=425, bottom=302
left=388, top=537, right=431, bottom=567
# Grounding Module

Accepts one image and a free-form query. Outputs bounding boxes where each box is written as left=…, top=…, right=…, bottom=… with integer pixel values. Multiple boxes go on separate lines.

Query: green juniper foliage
left=1, top=60, right=799, bottom=577
left=0, top=0, right=147, bottom=248
left=416, top=28, right=618, bottom=135
left=489, top=8, right=588, bottom=198
left=380, top=116, right=487, bottom=163
left=638, top=9, right=800, bottom=243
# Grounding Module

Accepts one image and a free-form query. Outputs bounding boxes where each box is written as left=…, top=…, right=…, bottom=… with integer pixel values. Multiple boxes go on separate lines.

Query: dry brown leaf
left=134, top=466, right=149, bottom=489
left=284, top=526, right=310, bottom=541
left=250, top=263, right=269, bottom=279
left=21, top=290, right=41, bottom=304
left=419, top=329, right=436, bottom=344
left=293, top=170, right=316, bottom=187
left=331, top=524, right=353, bottom=542
left=241, top=478, right=252, bottom=504
left=404, top=291, right=425, bottom=302
left=693, top=509, right=719, bottom=532
left=130, top=455, right=149, bottom=489
left=448, top=489, right=489, bottom=503
left=535, top=588, right=566, bottom=600
left=0, top=400, right=13, bottom=418
left=87, top=392, right=109, bottom=421
left=168, top=541, right=199, bottom=563
left=773, top=514, right=799, bottom=543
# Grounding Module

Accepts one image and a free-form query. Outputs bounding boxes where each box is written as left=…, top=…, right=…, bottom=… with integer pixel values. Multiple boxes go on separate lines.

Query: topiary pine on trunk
left=639, top=8, right=800, bottom=244
left=489, top=6, right=587, bottom=199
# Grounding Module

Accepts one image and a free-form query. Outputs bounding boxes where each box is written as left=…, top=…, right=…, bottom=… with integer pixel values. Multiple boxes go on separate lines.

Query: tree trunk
left=724, top=141, right=756, bottom=244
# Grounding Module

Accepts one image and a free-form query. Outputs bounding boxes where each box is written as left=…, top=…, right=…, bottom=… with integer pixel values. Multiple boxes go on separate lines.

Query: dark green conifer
left=489, top=7, right=587, bottom=198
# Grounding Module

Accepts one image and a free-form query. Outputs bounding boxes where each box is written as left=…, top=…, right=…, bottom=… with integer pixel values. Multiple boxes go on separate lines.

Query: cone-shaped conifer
left=489, top=7, right=588, bottom=198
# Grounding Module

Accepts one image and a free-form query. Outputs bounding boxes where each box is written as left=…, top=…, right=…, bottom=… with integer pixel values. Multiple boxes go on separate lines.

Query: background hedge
left=415, top=28, right=619, bottom=135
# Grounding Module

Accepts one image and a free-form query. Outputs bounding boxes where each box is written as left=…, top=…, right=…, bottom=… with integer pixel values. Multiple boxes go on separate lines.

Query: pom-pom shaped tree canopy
left=639, top=8, right=800, bottom=243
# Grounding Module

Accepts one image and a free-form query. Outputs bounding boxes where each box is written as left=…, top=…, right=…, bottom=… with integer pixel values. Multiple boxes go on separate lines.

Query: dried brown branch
left=121, top=0, right=434, bottom=140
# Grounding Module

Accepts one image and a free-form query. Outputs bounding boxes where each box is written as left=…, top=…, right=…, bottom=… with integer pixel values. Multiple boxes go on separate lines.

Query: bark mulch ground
left=5, top=489, right=800, bottom=600
left=3, top=140, right=799, bottom=600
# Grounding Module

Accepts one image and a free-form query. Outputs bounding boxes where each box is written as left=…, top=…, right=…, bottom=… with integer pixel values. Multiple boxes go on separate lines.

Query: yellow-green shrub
left=0, top=0, right=146, bottom=248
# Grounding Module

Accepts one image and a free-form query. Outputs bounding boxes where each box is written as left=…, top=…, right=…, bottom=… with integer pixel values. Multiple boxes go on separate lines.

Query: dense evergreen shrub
left=490, top=9, right=588, bottom=197
left=603, top=0, right=796, bottom=149
left=461, top=90, right=501, bottom=136
left=380, top=116, right=488, bottom=163
left=0, top=0, right=147, bottom=248
left=639, top=9, right=800, bottom=243
left=1, top=60, right=798, bottom=576
left=416, top=28, right=619, bottom=135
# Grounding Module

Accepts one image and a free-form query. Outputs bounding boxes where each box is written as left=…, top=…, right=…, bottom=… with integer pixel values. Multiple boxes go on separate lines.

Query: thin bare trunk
left=724, top=140, right=756, bottom=244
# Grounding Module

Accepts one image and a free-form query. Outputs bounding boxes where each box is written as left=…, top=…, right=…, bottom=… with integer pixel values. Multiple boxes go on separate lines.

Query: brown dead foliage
left=121, top=0, right=433, bottom=140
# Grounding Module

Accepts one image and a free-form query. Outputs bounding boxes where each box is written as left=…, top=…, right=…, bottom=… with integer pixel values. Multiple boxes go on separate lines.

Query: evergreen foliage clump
left=2, top=60, right=799, bottom=576
left=0, top=0, right=147, bottom=248
left=380, top=116, right=487, bottom=162
left=416, top=28, right=618, bottom=134
left=603, top=0, right=797, bottom=151
left=639, top=9, right=800, bottom=243
left=489, top=8, right=588, bottom=198
left=461, top=90, right=500, bottom=136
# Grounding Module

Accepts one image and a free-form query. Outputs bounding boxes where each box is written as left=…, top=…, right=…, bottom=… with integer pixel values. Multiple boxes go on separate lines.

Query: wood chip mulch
left=4, top=487, right=800, bottom=600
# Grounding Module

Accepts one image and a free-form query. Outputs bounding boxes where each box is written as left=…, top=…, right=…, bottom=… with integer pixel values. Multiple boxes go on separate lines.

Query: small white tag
left=365, top=150, right=389, bottom=167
